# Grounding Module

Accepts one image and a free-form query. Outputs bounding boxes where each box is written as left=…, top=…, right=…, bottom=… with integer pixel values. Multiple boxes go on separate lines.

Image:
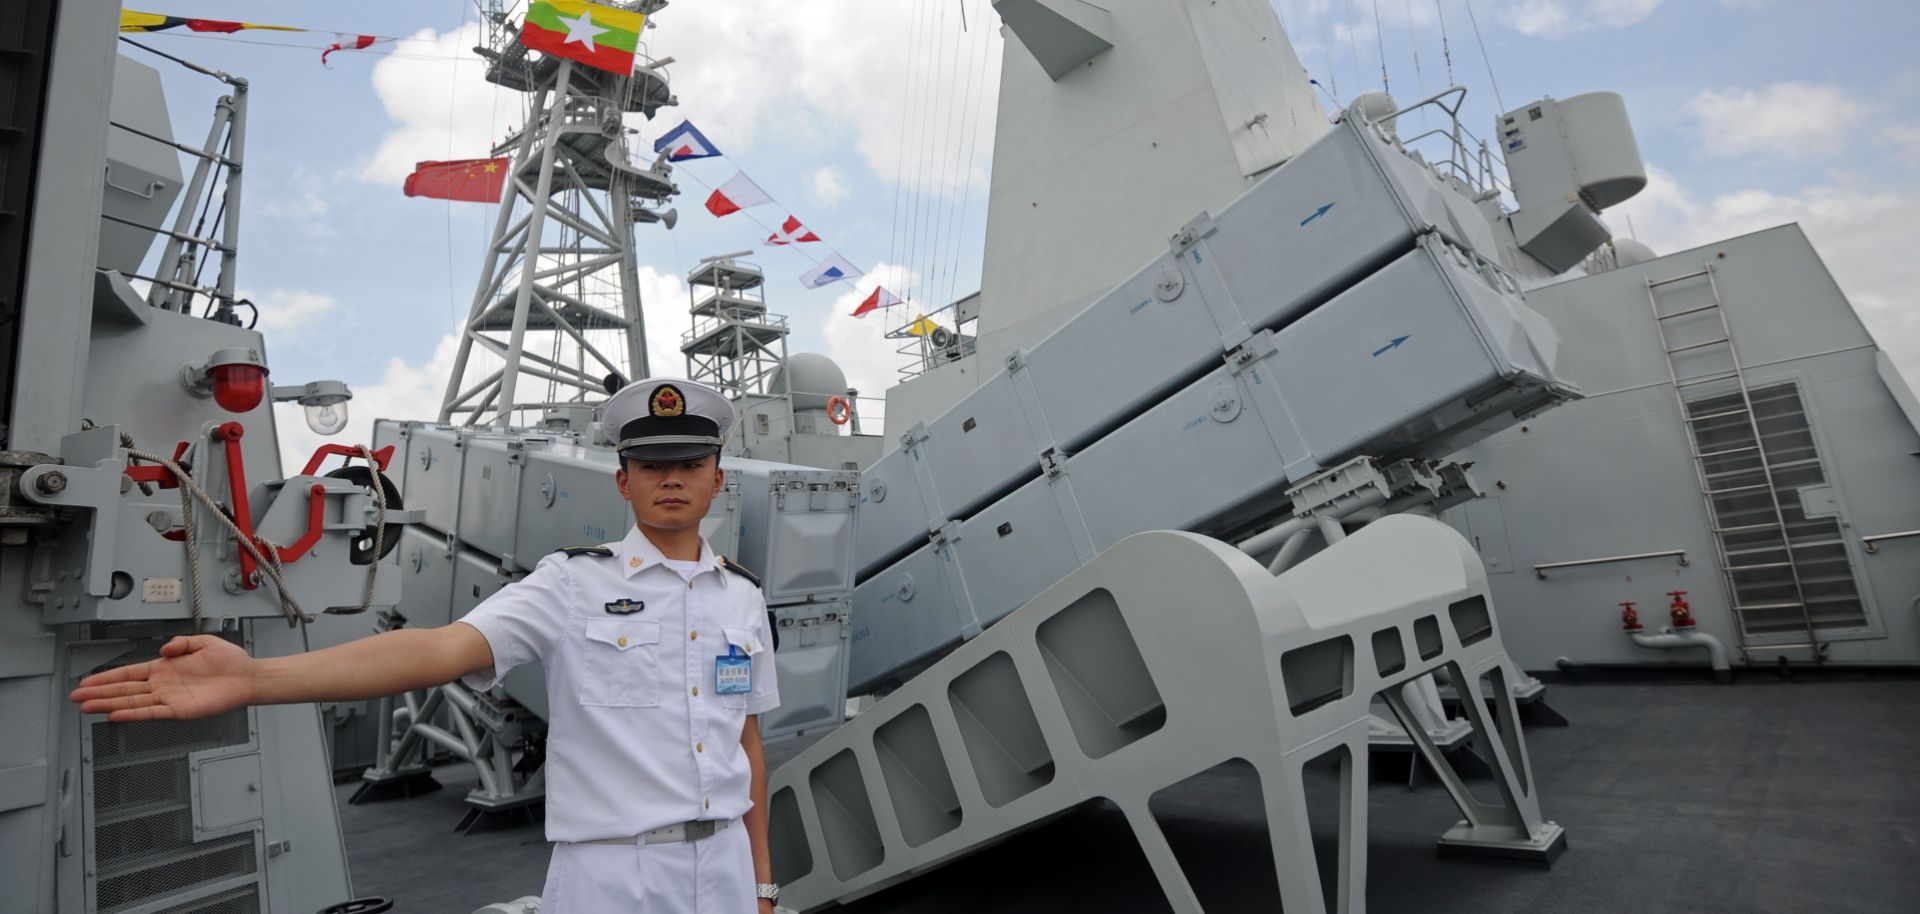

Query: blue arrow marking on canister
left=1372, top=335, right=1410, bottom=357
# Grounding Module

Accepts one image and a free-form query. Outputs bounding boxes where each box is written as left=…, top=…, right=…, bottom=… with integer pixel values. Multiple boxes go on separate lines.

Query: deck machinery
left=762, top=2, right=1656, bottom=910
left=1, top=4, right=418, bottom=911
left=20, top=2, right=1915, bottom=914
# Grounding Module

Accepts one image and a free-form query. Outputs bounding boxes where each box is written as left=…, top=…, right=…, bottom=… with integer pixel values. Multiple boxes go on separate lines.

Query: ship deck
left=336, top=675, right=1920, bottom=913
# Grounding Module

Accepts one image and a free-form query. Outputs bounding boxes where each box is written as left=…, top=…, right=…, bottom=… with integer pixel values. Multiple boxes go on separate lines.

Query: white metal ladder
left=1644, top=264, right=1821, bottom=661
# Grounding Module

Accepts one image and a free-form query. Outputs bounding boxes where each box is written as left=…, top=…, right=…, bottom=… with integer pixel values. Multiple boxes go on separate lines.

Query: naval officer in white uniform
left=71, top=377, right=785, bottom=913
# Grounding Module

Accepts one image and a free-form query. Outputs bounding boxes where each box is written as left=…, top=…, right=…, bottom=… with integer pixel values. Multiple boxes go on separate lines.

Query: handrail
left=680, top=311, right=789, bottom=342
left=1863, top=530, right=1920, bottom=554
left=1535, top=549, right=1689, bottom=578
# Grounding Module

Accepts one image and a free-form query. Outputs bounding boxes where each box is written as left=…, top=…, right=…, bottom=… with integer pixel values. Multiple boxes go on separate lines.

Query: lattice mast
left=680, top=251, right=791, bottom=398
left=440, top=0, right=679, bottom=426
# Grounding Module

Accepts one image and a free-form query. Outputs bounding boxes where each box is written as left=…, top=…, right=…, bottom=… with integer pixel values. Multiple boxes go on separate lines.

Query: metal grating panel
left=87, top=635, right=260, bottom=913
left=150, top=885, right=262, bottom=914
left=1686, top=382, right=1867, bottom=634
left=96, top=832, right=256, bottom=913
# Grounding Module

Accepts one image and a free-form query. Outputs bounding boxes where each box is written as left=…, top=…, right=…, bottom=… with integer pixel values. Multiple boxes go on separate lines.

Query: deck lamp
left=180, top=347, right=269, bottom=413
left=271, top=379, right=354, bottom=435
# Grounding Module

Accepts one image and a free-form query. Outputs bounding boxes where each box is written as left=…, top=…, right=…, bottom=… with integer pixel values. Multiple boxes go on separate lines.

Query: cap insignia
left=650, top=384, right=686, bottom=417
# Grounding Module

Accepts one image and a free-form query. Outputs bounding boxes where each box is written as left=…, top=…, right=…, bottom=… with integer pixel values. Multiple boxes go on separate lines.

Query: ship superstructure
left=3, top=2, right=1917, bottom=913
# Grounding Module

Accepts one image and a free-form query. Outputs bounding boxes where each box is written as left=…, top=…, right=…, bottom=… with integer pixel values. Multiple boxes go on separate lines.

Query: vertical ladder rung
left=1654, top=302, right=1721, bottom=320
left=1666, top=337, right=1731, bottom=355
left=1686, top=407, right=1752, bottom=423
left=1651, top=262, right=1822, bottom=664
left=1676, top=371, right=1741, bottom=389
left=1648, top=269, right=1712, bottom=288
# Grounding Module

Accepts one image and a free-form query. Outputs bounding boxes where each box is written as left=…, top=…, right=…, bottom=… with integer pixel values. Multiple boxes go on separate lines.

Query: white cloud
left=807, top=167, right=850, bottom=207
left=1607, top=165, right=1920, bottom=381
left=1590, top=0, right=1663, bottom=26
left=647, top=3, right=1000, bottom=197
left=274, top=333, right=459, bottom=475
left=1501, top=0, right=1661, bottom=37
left=360, top=6, right=1002, bottom=198
left=361, top=23, right=523, bottom=184
left=636, top=264, right=692, bottom=382
left=1504, top=0, right=1575, bottom=37
left=253, top=181, right=329, bottom=222
left=1886, top=123, right=1920, bottom=167
left=1685, top=82, right=1870, bottom=160
left=244, top=288, right=338, bottom=340
left=816, top=262, right=923, bottom=409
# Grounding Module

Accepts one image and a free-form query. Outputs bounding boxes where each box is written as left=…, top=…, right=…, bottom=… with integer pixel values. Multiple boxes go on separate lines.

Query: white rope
left=354, top=445, right=390, bottom=613
left=885, top=0, right=926, bottom=295
left=1434, top=0, right=1456, bottom=85
left=1462, top=0, right=1506, bottom=111
left=1322, top=0, right=1341, bottom=101
left=1342, top=0, right=1364, bottom=98
left=1372, top=0, right=1390, bottom=94
left=1404, top=0, right=1427, bottom=106
left=127, top=447, right=311, bottom=628
left=941, top=0, right=994, bottom=313
left=122, top=444, right=393, bottom=626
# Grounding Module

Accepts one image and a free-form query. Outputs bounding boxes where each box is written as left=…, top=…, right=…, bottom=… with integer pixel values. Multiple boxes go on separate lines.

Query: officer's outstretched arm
left=70, top=623, right=496, bottom=722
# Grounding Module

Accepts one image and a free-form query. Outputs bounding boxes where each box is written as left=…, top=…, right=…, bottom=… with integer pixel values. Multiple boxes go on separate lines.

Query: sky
left=120, top=0, right=1920, bottom=466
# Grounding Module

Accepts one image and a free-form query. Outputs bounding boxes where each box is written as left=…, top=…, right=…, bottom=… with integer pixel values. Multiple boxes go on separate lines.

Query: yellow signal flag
left=905, top=315, right=942, bottom=338
left=120, top=10, right=307, bottom=32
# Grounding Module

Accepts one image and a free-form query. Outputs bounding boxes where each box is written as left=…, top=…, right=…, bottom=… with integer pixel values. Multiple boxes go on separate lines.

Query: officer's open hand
left=70, top=635, right=256, bottom=722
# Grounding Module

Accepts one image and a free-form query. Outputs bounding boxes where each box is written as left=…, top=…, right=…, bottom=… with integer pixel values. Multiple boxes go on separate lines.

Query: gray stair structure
left=771, top=520, right=1562, bottom=913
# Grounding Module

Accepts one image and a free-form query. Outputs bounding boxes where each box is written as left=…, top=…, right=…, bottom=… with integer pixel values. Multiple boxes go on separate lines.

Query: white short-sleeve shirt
left=457, top=526, right=779, bottom=843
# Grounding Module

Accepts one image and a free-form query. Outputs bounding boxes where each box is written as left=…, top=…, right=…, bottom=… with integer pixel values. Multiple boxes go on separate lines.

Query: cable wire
left=1462, top=0, right=1506, bottom=111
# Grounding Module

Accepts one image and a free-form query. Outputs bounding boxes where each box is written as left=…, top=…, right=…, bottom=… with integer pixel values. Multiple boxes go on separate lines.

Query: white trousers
left=540, top=818, right=755, bottom=914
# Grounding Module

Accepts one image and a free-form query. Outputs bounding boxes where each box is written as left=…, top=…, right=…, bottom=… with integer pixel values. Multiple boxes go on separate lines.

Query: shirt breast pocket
left=579, top=618, right=660, bottom=708
left=717, top=627, right=760, bottom=710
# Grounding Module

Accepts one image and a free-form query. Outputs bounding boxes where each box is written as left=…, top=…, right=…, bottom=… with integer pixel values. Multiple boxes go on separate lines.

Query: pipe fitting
left=1630, top=626, right=1731, bottom=683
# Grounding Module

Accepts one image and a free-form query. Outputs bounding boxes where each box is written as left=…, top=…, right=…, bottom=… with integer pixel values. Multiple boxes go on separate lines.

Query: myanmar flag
left=520, top=1, right=645, bottom=75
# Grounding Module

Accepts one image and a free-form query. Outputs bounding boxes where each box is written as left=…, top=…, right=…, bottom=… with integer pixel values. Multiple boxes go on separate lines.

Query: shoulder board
left=718, top=555, right=761, bottom=588
left=554, top=545, right=614, bottom=559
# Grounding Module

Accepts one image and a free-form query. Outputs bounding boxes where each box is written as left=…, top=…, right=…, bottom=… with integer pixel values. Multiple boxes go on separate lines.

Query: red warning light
left=210, top=363, right=266, bottom=413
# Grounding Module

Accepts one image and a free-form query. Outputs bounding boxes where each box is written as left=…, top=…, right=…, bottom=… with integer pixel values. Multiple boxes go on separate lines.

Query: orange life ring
left=826, top=396, right=852, bottom=426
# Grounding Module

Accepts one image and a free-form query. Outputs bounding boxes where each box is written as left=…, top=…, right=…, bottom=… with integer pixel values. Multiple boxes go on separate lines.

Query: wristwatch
left=756, top=883, right=781, bottom=903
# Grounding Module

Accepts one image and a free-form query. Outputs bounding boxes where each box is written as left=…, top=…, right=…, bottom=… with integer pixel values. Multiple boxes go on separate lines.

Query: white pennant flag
left=704, top=171, right=773, bottom=217
left=799, top=253, right=864, bottom=289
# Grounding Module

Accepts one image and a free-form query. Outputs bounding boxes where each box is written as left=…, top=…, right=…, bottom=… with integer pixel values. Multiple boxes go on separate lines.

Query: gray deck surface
left=337, top=678, right=1920, bottom=913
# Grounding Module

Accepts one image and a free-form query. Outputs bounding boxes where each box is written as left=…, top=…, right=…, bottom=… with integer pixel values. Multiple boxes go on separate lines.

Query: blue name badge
left=715, top=645, right=752, bottom=695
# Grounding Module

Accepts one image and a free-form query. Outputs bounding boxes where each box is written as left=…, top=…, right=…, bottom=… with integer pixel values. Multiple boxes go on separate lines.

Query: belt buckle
left=686, top=820, right=716, bottom=841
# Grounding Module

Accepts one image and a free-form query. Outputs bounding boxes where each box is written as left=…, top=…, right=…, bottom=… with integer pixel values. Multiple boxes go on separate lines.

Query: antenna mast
left=439, top=0, right=679, bottom=427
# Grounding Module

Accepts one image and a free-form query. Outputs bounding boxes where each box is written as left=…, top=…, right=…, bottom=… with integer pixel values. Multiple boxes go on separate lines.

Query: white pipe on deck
left=1631, top=626, right=1732, bottom=683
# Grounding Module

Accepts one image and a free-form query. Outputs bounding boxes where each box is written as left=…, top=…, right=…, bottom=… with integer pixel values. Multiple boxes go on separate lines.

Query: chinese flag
left=403, top=158, right=510, bottom=203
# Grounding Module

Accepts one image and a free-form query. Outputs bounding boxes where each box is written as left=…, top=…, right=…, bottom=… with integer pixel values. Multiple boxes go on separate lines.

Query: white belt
left=580, top=818, right=729, bottom=846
